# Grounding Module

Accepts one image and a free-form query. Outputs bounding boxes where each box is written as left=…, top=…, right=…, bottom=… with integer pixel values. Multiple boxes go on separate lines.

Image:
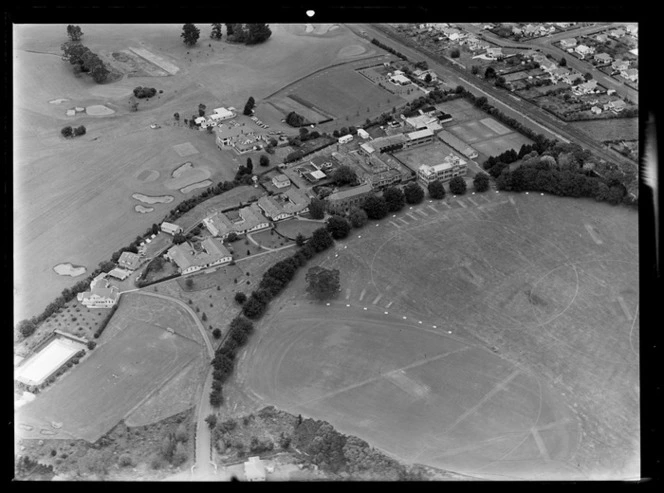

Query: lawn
left=250, top=228, right=294, bottom=249
left=275, top=218, right=326, bottom=240
left=393, top=141, right=465, bottom=173
left=229, top=192, right=639, bottom=480
left=16, top=292, right=206, bottom=442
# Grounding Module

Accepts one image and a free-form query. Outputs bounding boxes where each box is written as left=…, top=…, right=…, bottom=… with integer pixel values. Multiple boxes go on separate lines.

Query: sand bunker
left=53, top=263, right=86, bottom=277
left=85, top=105, right=115, bottom=116
left=304, top=24, right=339, bottom=35
left=132, top=193, right=174, bottom=204
left=180, top=180, right=212, bottom=194
left=172, top=162, right=193, bottom=178
left=49, top=98, right=69, bottom=105
left=338, top=44, right=367, bottom=58
left=136, top=169, right=160, bottom=182
left=135, top=205, right=154, bottom=213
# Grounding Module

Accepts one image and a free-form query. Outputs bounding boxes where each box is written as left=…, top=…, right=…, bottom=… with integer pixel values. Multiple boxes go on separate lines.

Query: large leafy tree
left=308, top=198, right=326, bottom=220
left=427, top=179, right=446, bottom=199
left=449, top=176, right=467, bottom=195
left=66, top=25, right=83, bottom=42
left=243, top=96, right=256, bottom=116
left=309, top=228, right=334, bottom=252
left=348, top=206, right=368, bottom=228
left=211, top=23, right=223, bottom=40
left=246, top=23, right=272, bottom=44
left=362, top=195, right=388, bottom=220
left=473, top=172, right=491, bottom=192
left=403, top=182, right=424, bottom=204
left=331, top=165, right=358, bottom=186
left=326, top=215, right=351, bottom=240
left=382, top=186, right=405, bottom=212
left=306, top=266, right=340, bottom=301
left=181, top=24, right=201, bottom=47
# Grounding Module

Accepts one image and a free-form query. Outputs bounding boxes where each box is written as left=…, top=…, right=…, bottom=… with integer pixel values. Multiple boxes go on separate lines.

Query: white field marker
left=403, top=316, right=407, bottom=320
left=326, top=303, right=330, bottom=306
left=363, top=307, right=367, bottom=310
left=385, top=311, right=389, bottom=314
left=346, top=304, right=351, bottom=307
left=418, top=321, right=422, bottom=324
left=432, top=325, right=437, bottom=329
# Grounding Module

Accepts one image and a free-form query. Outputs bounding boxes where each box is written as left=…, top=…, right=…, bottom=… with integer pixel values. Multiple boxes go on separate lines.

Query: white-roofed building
left=389, top=74, right=411, bottom=86
left=271, top=174, right=291, bottom=188
left=118, top=251, right=142, bottom=270
left=108, top=268, right=131, bottom=280
left=161, top=221, right=183, bottom=236
left=257, top=187, right=310, bottom=221
left=405, top=128, right=435, bottom=148
left=203, top=204, right=270, bottom=239
left=194, top=116, right=207, bottom=125
left=357, top=128, right=370, bottom=139
left=417, top=154, right=467, bottom=186
left=77, top=274, right=119, bottom=308
left=211, top=107, right=235, bottom=120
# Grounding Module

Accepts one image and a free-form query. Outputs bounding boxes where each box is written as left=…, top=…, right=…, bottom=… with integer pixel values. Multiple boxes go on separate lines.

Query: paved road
left=355, top=24, right=636, bottom=169
left=463, top=24, right=638, bottom=103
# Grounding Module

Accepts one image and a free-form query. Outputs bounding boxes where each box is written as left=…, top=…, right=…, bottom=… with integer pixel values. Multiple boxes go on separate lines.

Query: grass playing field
left=228, top=191, right=638, bottom=480
left=16, top=292, right=206, bottom=442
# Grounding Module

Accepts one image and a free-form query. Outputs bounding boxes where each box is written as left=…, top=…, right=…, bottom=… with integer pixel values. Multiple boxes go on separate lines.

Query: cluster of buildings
left=77, top=273, right=120, bottom=308
left=165, top=237, right=233, bottom=275
left=416, top=153, right=468, bottom=187
left=510, top=23, right=558, bottom=38
left=194, top=107, right=236, bottom=129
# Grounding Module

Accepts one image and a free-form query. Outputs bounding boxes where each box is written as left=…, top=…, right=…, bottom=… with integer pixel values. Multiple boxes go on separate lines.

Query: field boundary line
left=263, top=54, right=386, bottom=100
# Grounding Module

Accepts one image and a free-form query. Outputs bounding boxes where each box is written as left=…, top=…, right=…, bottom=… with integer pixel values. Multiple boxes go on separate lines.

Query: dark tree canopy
left=473, top=172, right=490, bottom=192
left=211, top=23, right=223, bottom=40
left=309, top=198, right=326, bottom=220
left=66, top=25, right=83, bottom=42
left=246, top=24, right=273, bottom=44
left=449, top=176, right=467, bottom=195
left=382, top=186, right=405, bottom=212
left=181, top=24, right=201, bottom=46
left=286, top=111, right=306, bottom=127
left=427, top=180, right=446, bottom=199
left=348, top=206, right=368, bottom=228
left=326, top=215, right=352, bottom=240
left=362, top=195, right=389, bottom=220
left=403, top=182, right=425, bottom=204
left=306, top=266, right=341, bottom=300
left=243, top=96, right=256, bottom=116
left=332, top=165, right=358, bottom=186
left=259, top=154, right=270, bottom=167
left=310, top=228, right=334, bottom=252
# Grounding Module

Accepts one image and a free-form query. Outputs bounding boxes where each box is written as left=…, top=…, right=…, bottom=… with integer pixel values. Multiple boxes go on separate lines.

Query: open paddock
left=15, top=292, right=206, bottom=441
left=231, top=192, right=639, bottom=480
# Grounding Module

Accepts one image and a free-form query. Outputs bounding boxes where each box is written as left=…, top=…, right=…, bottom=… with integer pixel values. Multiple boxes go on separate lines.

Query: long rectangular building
left=437, top=130, right=479, bottom=159
left=257, top=187, right=310, bottom=221
left=166, top=238, right=232, bottom=275
left=325, top=183, right=374, bottom=214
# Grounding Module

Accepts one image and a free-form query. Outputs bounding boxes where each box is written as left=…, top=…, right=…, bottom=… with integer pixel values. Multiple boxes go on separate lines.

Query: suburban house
left=357, top=128, right=370, bottom=139
left=594, top=53, right=613, bottom=65
left=77, top=273, right=119, bottom=308
left=574, top=44, right=595, bottom=58
left=594, top=33, right=609, bottom=43
left=338, top=134, right=353, bottom=144
left=271, top=174, right=291, bottom=189
left=533, top=54, right=557, bottom=72
left=620, top=68, right=638, bottom=82
left=612, top=59, right=630, bottom=72
left=194, top=116, right=207, bottom=126
left=549, top=67, right=571, bottom=83
left=166, top=238, right=232, bottom=275
left=562, top=70, right=584, bottom=85
left=413, top=69, right=437, bottom=81
left=604, top=99, right=627, bottom=113
left=244, top=457, right=266, bottom=482
left=591, top=106, right=603, bottom=115
left=560, top=38, right=577, bottom=49
left=625, top=24, right=638, bottom=37
left=485, top=47, right=503, bottom=60
left=512, top=26, right=523, bottom=36
left=405, top=114, right=442, bottom=133
left=417, top=154, right=467, bottom=186
left=325, top=183, right=374, bottom=214
left=572, top=79, right=598, bottom=95
left=437, top=130, right=479, bottom=159
left=161, top=221, right=183, bottom=236
left=389, top=73, right=411, bottom=86
left=108, top=268, right=131, bottom=281
left=257, top=187, right=310, bottom=221
left=203, top=204, right=270, bottom=239
left=118, top=251, right=142, bottom=271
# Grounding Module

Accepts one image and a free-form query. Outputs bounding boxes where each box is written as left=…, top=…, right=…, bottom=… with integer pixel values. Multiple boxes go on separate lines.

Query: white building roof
left=390, top=74, right=411, bottom=85
left=213, top=107, right=234, bottom=119
left=407, top=128, right=434, bottom=141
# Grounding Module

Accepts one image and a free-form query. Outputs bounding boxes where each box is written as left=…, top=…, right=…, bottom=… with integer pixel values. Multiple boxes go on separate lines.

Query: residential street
left=352, top=24, right=636, bottom=169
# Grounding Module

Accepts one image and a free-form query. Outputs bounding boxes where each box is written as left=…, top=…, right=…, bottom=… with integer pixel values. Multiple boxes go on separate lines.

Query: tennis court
left=16, top=337, right=85, bottom=386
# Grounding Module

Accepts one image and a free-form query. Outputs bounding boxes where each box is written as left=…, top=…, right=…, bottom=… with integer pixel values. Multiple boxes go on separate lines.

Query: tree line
left=209, top=226, right=337, bottom=407
left=371, top=38, right=409, bottom=61
left=182, top=23, right=272, bottom=47
left=60, top=41, right=110, bottom=83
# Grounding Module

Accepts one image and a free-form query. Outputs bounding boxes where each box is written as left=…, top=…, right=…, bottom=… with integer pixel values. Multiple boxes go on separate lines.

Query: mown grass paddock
left=16, top=292, right=205, bottom=442
left=231, top=191, right=638, bottom=480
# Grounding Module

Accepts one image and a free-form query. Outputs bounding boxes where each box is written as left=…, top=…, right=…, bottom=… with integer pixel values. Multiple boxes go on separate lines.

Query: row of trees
left=182, top=24, right=272, bottom=47
left=371, top=38, right=409, bottom=61
left=60, top=41, right=110, bottom=83
left=209, top=226, right=338, bottom=406
left=61, top=125, right=86, bottom=138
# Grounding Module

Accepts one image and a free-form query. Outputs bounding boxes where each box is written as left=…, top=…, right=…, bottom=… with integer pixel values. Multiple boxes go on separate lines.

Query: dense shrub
left=133, top=87, right=157, bottom=99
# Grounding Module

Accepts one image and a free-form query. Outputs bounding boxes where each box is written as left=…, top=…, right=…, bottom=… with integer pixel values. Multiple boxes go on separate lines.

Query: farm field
left=14, top=23, right=378, bottom=323
left=228, top=191, right=639, bottom=480
left=568, top=117, right=638, bottom=143
left=15, top=292, right=207, bottom=442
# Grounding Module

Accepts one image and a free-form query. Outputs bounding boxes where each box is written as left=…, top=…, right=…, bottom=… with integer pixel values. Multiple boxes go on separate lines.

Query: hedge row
left=371, top=38, right=409, bottom=61
left=93, top=304, right=119, bottom=339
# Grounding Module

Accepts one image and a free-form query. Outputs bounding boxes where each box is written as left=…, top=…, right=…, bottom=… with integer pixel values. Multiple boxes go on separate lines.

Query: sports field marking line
left=428, top=205, right=439, bottom=213
left=295, top=346, right=471, bottom=407
left=530, top=426, right=552, bottom=462
left=388, top=220, right=401, bottom=228
left=385, top=300, right=394, bottom=308
left=359, top=288, right=367, bottom=301
left=456, top=200, right=468, bottom=208
left=442, top=368, right=521, bottom=436
left=372, top=294, right=383, bottom=305
left=442, top=201, right=452, bottom=208
left=466, top=196, right=479, bottom=207
left=345, top=288, right=351, bottom=300
left=397, top=217, right=409, bottom=225
left=406, top=212, right=419, bottom=221
left=415, top=208, right=428, bottom=216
